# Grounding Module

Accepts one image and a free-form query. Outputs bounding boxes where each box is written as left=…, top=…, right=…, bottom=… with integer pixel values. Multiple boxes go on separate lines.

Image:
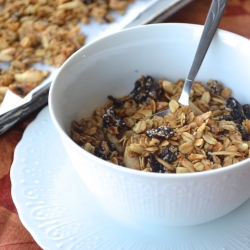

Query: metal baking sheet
left=0, top=0, right=193, bottom=115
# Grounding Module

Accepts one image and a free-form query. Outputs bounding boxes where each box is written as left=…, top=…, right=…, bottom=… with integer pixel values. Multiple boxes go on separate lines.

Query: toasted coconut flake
left=202, top=132, right=217, bottom=145
left=129, top=144, right=145, bottom=155
left=169, top=99, right=179, bottom=113
left=124, top=146, right=140, bottom=170
left=179, top=142, right=194, bottom=154
left=176, top=166, right=191, bottom=173
left=209, top=151, right=242, bottom=156
left=179, top=158, right=195, bottom=172
left=188, top=154, right=206, bottom=161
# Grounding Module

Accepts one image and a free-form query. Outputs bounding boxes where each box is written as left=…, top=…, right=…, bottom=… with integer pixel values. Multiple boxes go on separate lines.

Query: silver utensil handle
left=178, top=0, right=228, bottom=106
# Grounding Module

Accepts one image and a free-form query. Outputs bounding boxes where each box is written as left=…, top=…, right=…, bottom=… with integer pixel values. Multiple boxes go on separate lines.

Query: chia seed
left=207, top=151, right=213, bottom=162
left=11, top=12, right=21, bottom=19
left=207, top=80, right=222, bottom=94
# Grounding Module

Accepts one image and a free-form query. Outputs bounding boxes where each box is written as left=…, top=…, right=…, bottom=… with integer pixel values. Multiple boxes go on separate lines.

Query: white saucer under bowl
left=11, top=106, right=250, bottom=250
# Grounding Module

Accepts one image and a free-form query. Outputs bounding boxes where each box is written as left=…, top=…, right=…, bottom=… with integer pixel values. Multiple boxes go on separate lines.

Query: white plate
left=11, top=106, right=250, bottom=250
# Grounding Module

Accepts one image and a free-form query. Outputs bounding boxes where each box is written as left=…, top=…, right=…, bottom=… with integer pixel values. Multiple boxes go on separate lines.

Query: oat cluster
left=0, top=0, right=134, bottom=101
left=71, top=75, right=250, bottom=173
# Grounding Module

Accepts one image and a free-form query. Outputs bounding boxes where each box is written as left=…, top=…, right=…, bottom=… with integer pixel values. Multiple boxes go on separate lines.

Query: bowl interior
left=49, top=23, right=250, bottom=146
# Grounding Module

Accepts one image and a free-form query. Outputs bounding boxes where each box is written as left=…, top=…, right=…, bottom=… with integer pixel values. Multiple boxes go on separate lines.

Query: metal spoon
left=153, top=0, right=228, bottom=117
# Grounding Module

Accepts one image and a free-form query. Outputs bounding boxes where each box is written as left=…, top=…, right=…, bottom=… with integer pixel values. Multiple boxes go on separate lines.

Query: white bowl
left=49, top=23, right=250, bottom=227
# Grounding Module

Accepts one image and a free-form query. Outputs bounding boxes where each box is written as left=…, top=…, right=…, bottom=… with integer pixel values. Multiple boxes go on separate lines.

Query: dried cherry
left=130, top=75, right=162, bottom=103
left=243, top=104, right=250, bottom=119
left=237, top=125, right=250, bottom=141
left=219, top=97, right=250, bottom=140
left=94, top=141, right=116, bottom=160
left=108, top=95, right=124, bottom=108
left=148, top=154, right=166, bottom=173
left=146, top=126, right=174, bottom=140
left=220, top=97, right=244, bottom=124
left=161, top=146, right=178, bottom=163
left=102, top=107, right=125, bottom=129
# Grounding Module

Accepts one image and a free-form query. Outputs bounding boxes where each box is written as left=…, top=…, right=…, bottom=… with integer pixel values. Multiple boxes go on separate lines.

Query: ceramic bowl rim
left=49, top=23, right=250, bottom=179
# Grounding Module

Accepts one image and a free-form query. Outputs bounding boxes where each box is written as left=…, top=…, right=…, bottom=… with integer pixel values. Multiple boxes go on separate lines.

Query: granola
left=0, top=0, right=134, bottom=102
left=71, top=75, right=250, bottom=173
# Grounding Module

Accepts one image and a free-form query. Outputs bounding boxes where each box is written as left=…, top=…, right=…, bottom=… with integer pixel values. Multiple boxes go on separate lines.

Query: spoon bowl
left=153, top=0, right=228, bottom=117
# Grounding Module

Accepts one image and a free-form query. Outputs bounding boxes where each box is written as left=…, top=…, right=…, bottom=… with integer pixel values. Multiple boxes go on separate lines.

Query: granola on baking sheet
left=71, top=75, right=250, bottom=173
left=0, top=0, right=134, bottom=102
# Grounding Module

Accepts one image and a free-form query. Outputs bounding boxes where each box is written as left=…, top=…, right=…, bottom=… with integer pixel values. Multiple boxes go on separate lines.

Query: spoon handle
left=178, top=0, right=228, bottom=106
